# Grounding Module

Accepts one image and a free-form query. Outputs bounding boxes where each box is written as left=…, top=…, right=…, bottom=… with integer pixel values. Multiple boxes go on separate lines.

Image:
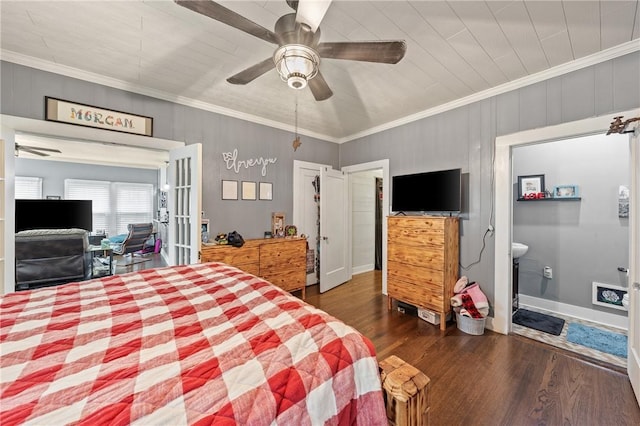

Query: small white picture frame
left=592, top=281, right=627, bottom=311
left=259, top=182, right=273, bottom=201
left=242, top=181, right=257, bottom=200
left=222, top=180, right=238, bottom=200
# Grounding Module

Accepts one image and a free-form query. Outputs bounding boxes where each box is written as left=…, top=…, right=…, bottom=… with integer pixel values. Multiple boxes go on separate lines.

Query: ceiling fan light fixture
left=274, top=44, right=320, bottom=90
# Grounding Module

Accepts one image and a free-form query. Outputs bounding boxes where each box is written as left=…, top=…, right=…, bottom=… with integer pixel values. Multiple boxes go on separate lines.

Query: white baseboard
left=352, top=264, right=374, bottom=275
left=306, top=272, right=317, bottom=286
left=518, top=294, right=628, bottom=331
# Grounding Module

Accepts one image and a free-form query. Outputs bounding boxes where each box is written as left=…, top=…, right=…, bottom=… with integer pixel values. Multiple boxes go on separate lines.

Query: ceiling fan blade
left=227, top=57, right=274, bottom=85
left=21, top=146, right=61, bottom=153
left=318, top=41, right=407, bottom=64
left=175, top=0, right=280, bottom=45
left=308, top=71, right=333, bottom=101
left=295, top=0, right=332, bottom=33
left=20, top=147, right=51, bottom=157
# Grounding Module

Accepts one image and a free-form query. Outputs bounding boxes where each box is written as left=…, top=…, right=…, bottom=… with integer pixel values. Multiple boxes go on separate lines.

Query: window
left=114, top=183, right=154, bottom=235
left=15, top=176, right=42, bottom=199
left=65, top=179, right=153, bottom=236
left=65, top=179, right=110, bottom=234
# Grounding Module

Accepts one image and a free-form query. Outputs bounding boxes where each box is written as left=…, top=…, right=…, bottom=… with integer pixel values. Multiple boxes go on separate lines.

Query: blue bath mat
left=566, top=323, right=627, bottom=358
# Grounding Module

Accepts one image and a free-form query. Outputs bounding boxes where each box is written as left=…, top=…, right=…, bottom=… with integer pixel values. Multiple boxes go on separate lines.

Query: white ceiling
left=1, top=0, right=639, bottom=143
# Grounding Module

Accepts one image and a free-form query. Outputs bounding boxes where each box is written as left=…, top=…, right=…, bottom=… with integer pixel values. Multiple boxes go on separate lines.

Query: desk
left=89, top=246, right=113, bottom=278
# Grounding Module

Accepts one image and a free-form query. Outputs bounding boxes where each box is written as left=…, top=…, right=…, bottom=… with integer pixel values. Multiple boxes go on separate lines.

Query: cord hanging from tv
left=391, top=168, right=462, bottom=213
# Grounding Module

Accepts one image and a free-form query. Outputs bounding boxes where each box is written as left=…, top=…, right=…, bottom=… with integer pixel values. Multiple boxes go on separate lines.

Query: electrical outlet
left=543, top=266, right=553, bottom=279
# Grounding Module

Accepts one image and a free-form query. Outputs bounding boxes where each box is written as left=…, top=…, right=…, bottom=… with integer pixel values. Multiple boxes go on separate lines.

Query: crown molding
left=337, top=40, right=640, bottom=143
left=3, top=38, right=639, bottom=145
left=0, top=50, right=339, bottom=143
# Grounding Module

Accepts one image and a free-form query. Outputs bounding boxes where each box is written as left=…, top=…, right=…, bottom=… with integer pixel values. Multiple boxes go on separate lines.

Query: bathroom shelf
left=517, top=197, right=581, bottom=202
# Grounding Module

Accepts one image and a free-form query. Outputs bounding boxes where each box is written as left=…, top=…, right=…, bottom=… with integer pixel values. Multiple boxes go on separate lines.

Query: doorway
left=493, top=110, right=638, bottom=335
left=293, top=159, right=390, bottom=294
left=1, top=115, right=198, bottom=294
left=492, top=109, right=638, bottom=374
left=349, top=169, right=383, bottom=275
left=342, top=159, right=390, bottom=294
left=512, top=133, right=629, bottom=329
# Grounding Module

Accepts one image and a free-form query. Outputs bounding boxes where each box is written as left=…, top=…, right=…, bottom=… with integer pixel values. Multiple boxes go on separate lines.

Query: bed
left=1, top=262, right=386, bottom=425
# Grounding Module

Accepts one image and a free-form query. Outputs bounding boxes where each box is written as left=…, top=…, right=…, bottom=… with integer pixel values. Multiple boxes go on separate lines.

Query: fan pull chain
left=292, top=96, right=302, bottom=151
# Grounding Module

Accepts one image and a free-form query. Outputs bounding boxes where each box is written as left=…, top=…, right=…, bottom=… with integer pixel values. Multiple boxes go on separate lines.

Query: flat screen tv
left=392, top=168, right=462, bottom=213
left=15, top=199, right=93, bottom=232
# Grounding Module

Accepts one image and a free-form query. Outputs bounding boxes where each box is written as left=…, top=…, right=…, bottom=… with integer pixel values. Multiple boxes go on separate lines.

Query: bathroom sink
left=512, top=242, right=529, bottom=258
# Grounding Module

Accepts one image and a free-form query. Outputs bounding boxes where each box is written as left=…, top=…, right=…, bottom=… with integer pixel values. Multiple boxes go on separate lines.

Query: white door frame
left=1, top=115, right=184, bottom=294
left=342, top=159, right=390, bottom=294
left=493, top=108, right=639, bottom=334
left=628, top=126, right=640, bottom=403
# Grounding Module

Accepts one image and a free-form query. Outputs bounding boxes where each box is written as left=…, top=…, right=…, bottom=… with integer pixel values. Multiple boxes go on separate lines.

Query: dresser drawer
left=259, top=240, right=305, bottom=268
left=387, top=225, right=445, bottom=249
left=201, top=245, right=259, bottom=266
left=387, top=245, right=445, bottom=270
left=387, top=260, right=444, bottom=287
left=235, top=262, right=260, bottom=276
left=388, top=278, right=444, bottom=312
left=262, top=267, right=306, bottom=291
left=388, top=216, right=445, bottom=231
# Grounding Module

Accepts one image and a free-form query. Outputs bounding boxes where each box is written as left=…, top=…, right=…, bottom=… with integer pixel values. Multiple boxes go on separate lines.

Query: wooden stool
left=379, top=355, right=431, bottom=426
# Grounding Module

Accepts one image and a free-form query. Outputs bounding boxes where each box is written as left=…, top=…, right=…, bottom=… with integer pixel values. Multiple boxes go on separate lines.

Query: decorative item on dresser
left=387, top=215, right=460, bottom=331
left=201, top=237, right=307, bottom=299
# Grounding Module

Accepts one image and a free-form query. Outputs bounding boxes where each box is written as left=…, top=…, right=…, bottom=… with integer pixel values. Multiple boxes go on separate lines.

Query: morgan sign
left=45, top=97, right=153, bottom=137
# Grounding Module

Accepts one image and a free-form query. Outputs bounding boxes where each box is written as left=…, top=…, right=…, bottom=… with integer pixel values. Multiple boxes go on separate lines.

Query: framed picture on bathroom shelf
left=592, top=282, right=627, bottom=311
left=517, top=174, right=545, bottom=199
left=553, top=184, right=579, bottom=198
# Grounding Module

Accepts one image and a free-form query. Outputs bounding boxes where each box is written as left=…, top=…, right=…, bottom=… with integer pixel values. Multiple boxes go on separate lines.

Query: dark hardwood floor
left=303, top=270, right=640, bottom=426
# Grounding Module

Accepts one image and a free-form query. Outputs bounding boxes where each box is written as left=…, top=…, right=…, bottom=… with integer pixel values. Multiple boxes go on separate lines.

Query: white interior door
left=168, top=143, right=202, bottom=266
left=629, top=128, right=640, bottom=404
left=319, top=167, right=349, bottom=292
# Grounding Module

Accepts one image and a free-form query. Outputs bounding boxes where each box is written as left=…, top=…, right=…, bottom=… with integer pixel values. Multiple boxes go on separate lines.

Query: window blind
left=65, top=179, right=110, bottom=234
left=114, top=183, right=154, bottom=235
left=15, top=176, right=43, bottom=199
left=64, top=179, right=154, bottom=236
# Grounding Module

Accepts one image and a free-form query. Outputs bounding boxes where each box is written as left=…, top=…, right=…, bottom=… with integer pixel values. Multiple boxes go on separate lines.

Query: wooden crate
left=379, top=355, right=430, bottom=426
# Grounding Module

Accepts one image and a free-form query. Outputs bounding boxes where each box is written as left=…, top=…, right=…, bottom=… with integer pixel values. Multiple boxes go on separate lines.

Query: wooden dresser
left=387, top=216, right=459, bottom=330
left=201, top=237, right=307, bottom=299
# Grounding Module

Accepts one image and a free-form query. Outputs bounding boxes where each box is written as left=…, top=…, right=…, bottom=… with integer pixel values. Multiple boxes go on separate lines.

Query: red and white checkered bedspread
left=1, top=262, right=386, bottom=425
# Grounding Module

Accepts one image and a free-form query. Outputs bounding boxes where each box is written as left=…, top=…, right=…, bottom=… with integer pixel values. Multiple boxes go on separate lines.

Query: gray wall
left=513, top=134, right=629, bottom=316
left=2, top=51, right=639, bottom=314
left=15, top=158, right=158, bottom=200
left=340, top=51, right=640, bottom=312
left=1, top=61, right=339, bottom=240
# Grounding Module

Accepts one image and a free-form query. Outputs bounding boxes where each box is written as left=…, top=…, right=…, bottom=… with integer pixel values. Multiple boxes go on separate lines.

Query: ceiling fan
left=175, top=0, right=407, bottom=101
left=15, top=143, right=61, bottom=157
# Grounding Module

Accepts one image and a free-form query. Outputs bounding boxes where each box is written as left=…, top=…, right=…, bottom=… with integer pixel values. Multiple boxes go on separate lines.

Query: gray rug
left=513, top=309, right=565, bottom=336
